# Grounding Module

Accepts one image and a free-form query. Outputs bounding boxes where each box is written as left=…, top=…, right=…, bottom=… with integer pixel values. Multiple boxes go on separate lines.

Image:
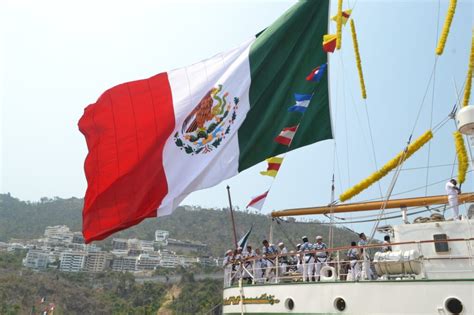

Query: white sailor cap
left=226, top=250, right=232, bottom=255
left=302, top=236, right=308, bottom=240
left=316, top=235, right=323, bottom=240
left=296, top=243, right=301, bottom=247
left=278, top=242, right=284, bottom=246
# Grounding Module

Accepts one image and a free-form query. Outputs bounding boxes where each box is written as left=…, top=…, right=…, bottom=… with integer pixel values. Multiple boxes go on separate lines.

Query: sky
left=1, top=0, right=473, bottom=236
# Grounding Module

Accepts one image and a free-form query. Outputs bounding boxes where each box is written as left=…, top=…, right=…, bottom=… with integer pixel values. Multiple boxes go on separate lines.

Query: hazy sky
left=1, top=0, right=473, bottom=234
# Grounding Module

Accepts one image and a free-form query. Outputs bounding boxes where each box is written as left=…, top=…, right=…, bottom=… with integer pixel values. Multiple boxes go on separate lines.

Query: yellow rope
left=336, top=0, right=343, bottom=50
left=340, top=130, right=433, bottom=202
left=350, top=19, right=367, bottom=99
left=435, top=0, right=457, bottom=56
left=453, top=131, right=468, bottom=184
left=462, top=29, right=474, bottom=107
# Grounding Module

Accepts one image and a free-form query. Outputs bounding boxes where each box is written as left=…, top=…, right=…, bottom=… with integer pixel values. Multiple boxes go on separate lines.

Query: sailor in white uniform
left=254, top=248, right=264, bottom=282
left=243, top=245, right=255, bottom=283
left=295, top=243, right=303, bottom=275
left=346, top=241, right=360, bottom=280
left=233, top=247, right=244, bottom=281
left=313, top=236, right=329, bottom=281
left=262, top=240, right=278, bottom=282
left=223, top=249, right=234, bottom=287
left=299, top=236, right=314, bottom=282
left=277, top=242, right=288, bottom=277
left=358, top=233, right=373, bottom=280
left=446, top=179, right=461, bottom=219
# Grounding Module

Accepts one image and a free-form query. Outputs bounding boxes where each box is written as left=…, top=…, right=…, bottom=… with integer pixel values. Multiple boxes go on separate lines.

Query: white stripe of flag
left=246, top=191, right=269, bottom=210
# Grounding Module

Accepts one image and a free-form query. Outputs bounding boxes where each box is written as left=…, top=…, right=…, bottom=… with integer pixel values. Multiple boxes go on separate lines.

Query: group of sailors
left=223, top=235, right=332, bottom=285
left=223, top=232, right=393, bottom=285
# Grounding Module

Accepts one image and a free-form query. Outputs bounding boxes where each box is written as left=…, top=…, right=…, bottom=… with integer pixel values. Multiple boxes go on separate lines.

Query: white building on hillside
left=45, top=225, right=73, bottom=244
left=112, top=256, right=137, bottom=272
left=136, top=253, right=160, bottom=271
left=59, top=251, right=87, bottom=272
left=23, top=249, right=50, bottom=270
left=84, top=251, right=110, bottom=272
left=155, top=230, right=169, bottom=245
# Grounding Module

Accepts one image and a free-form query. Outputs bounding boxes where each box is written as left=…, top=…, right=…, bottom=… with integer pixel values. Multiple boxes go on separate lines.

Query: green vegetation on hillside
left=0, top=251, right=221, bottom=315
left=0, top=193, right=358, bottom=256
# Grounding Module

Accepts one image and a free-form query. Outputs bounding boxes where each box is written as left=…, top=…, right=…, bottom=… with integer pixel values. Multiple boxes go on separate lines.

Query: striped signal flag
left=246, top=191, right=269, bottom=210
left=275, top=126, right=298, bottom=146
left=331, top=9, right=352, bottom=25
left=260, top=156, right=284, bottom=178
left=323, top=34, right=337, bottom=53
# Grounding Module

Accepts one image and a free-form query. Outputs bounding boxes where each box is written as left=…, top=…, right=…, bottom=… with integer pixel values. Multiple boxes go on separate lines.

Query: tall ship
left=75, top=0, right=473, bottom=313
left=222, top=0, right=474, bottom=314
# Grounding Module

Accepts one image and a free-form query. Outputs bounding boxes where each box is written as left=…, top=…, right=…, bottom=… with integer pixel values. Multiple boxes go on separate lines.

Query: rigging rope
left=425, top=0, right=442, bottom=196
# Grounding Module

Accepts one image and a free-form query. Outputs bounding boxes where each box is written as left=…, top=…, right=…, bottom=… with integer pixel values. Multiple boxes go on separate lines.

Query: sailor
left=223, top=249, right=234, bottom=287
left=254, top=248, right=264, bottom=282
left=295, top=243, right=304, bottom=275
left=313, top=236, right=329, bottom=281
left=243, top=245, right=255, bottom=283
left=346, top=241, right=360, bottom=281
left=262, top=240, right=278, bottom=282
left=299, top=236, right=314, bottom=282
left=358, top=233, right=373, bottom=280
left=445, top=179, right=461, bottom=220
left=277, top=242, right=288, bottom=277
left=382, top=235, right=392, bottom=252
left=233, top=247, right=244, bottom=281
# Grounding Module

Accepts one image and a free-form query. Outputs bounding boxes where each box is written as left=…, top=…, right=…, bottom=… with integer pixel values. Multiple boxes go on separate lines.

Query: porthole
left=285, top=298, right=295, bottom=310
left=334, top=297, right=346, bottom=312
left=445, top=297, right=463, bottom=314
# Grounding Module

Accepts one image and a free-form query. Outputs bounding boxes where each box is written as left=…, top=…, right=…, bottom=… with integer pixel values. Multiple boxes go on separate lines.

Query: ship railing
left=223, top=237, right=474, bottom=287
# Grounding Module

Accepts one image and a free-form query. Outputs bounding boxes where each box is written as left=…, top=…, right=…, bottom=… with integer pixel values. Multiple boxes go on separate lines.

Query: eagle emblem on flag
left=174, top=84, right=239, bottom=155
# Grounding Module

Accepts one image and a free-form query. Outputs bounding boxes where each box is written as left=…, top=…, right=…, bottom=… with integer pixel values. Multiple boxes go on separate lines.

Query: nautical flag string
left=331, top=9, right=352, bottom=26
left=288, top=94, right=312, bottom=113
left=322, top=34, right=337, bottom=53
left=246, top=191, right=269, bottom=210
left=306, top=63, right=327, bottom=82
left=247, top=45, right=328, bottom=211
left=260, top=156, right=284, bottom=178
left=274, top=126, right=298, bottom=146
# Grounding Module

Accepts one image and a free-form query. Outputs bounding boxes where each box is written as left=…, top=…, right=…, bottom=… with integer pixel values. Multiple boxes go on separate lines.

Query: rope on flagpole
left=453, top=131, right=469, bottom=184
left=435, top=0, right=457, bottom=56
left=350, top=19, right=367, bottom=99
left=462, top=29, right=474, bottom=107
left=336, top=0, right=343, bottom=50
left=339, top=130, right=433, bottom=202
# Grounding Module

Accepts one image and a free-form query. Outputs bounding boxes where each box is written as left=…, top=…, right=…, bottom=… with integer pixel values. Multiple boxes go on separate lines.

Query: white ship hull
left=222, top=219, right=474, bottom=314
left=223, top=279, right=474, bottom=314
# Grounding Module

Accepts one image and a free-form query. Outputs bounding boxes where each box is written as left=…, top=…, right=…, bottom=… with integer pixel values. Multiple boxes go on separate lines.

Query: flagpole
left=226, top=185, right=239, bottom=250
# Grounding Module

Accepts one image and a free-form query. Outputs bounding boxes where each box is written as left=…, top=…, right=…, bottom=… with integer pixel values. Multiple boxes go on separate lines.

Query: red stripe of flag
left=323, top=38, right=337, bottom=53
left=267, top=163, right=281, bottom=172
left=274, top=126, right=298, bottom=146
left=78, top=72, right=175, bottom=243
left=246, top=191, right=269, bottom=208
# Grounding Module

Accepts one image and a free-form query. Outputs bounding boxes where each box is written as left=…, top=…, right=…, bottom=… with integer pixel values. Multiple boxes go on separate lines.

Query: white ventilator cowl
left=457, top=105, right=474, bottom=135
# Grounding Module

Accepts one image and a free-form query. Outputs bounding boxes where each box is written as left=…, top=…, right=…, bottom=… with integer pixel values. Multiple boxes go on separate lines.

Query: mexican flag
left=79, top=0, right=331, bottom=243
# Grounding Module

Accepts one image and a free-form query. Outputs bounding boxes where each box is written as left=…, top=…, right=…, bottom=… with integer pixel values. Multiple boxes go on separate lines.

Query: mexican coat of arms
left=174, top=84, right=239, bottom=155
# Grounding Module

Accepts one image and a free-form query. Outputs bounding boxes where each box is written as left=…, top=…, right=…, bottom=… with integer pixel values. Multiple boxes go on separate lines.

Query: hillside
left=0, top=251, right=221, bottom=315
left=0, top=194, right=358, bottom=256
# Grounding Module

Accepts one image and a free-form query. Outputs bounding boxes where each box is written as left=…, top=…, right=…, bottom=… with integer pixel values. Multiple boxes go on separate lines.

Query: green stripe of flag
left=238, top=0, right=331, bottom=171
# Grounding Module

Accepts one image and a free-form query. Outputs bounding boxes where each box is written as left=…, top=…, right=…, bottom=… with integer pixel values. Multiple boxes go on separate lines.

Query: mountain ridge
left=0, top=193, right=358, bottom=256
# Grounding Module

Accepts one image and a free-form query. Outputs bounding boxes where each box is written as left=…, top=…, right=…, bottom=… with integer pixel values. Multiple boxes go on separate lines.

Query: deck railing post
left=275, top=255, right=279, bottom=283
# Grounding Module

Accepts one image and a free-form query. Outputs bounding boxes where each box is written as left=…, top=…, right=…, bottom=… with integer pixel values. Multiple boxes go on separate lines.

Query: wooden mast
left=271, top=193, right=474, bottom=217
